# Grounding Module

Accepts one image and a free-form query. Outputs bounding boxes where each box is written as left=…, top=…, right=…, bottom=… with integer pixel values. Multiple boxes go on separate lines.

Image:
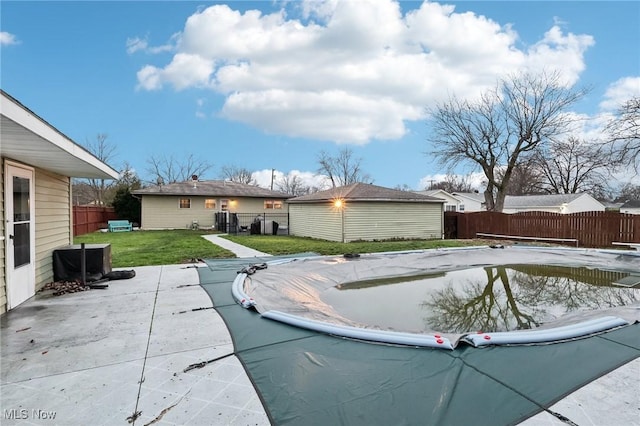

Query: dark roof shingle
left=132, top=180, right=291, bottom=198
left=288, top=183, right=444, bottom=203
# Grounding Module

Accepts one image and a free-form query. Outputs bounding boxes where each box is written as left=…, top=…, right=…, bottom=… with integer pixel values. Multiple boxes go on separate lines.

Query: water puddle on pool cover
left=321, top=264, right=640, bottom=334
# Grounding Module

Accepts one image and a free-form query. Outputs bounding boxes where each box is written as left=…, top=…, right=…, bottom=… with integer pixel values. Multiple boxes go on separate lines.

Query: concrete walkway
left=201, top=234, right=271, bottom=258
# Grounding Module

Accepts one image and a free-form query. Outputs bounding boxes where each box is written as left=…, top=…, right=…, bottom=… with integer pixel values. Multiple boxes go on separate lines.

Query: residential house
left=452, top=192, right=486, bottom=212
left=132, top=179, right=291, bottom=231
left=414, top=189, right=462, bottom=212
left=620, top=200, right=640, bottom=215
left=502, top=193, right=605, bottom=214
left=288, top=183, right=445, bottom=243
left=1, top=90, right=119, bottom=313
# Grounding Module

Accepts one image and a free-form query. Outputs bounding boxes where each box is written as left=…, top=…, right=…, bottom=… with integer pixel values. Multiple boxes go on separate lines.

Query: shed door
left=5, top=163, right=36, bottom=309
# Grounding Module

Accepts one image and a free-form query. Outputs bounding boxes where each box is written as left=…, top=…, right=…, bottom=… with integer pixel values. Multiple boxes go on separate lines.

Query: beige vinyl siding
left=344, top=202, right=442, bottom=242
left=34, top=168, right=72, bottom=289
left=0, top=159, right=5, bottom=314
left=234, top=198, right=286, bottom=213
left=289, top=203, right=343, bottom=242
left=141, top=196, right=288, bottom=230
left=289, top=201, right=443, bottom=243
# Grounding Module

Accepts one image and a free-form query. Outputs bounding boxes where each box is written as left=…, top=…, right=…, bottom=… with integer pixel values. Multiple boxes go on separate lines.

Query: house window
left=445, top=205, right=456, bottom=212
left=205, top=199, right=216, bottom=209
left=221, top=199, right=229, bottom=211
left=264, top=200, right=283, bottom=209
left=459, top=204, right=465, bottom=212
left=179, top=198, right=191, bottom=209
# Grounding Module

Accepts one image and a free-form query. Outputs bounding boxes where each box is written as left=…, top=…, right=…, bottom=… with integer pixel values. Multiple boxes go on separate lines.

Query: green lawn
left=223, top=234, right=480, bottom=255
left=74, top=230, right=235, bottom=267
left=74, top=230, right=481, bottom=267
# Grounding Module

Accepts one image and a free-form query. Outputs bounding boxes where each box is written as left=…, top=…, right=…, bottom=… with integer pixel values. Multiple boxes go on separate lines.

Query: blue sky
left=2, top=1, right=639, bottom=191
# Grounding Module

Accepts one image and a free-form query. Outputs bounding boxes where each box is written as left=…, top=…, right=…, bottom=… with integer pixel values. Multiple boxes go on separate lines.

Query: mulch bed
left=38, top=281, right=91, bottom=296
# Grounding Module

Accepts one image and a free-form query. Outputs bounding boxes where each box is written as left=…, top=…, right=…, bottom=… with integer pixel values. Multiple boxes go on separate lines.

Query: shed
left=1, top=90, right=119, bottom=313
left=288, top=183, right=445, bottom=243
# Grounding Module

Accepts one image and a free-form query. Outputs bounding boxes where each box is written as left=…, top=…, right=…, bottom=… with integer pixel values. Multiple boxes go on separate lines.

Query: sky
left=1, top=0, right=639, bottom=192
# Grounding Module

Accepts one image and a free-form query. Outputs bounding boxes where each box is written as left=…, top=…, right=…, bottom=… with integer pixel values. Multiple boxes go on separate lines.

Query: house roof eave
left=1, top=91, right=119, bottom=180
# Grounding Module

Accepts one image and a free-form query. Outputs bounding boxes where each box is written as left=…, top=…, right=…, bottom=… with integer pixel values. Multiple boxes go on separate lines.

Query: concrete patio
left=0, top=236, right=638, bottom=425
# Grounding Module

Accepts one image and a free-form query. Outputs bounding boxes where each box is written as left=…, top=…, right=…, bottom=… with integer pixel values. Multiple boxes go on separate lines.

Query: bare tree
left=498, top=157, right=546, bottom=195
left=605, top=96, right=640, bottom=174
left=219, top=165, right=257, bottom=185
left=74, top=133, right=118, bottom=205
left=275, top=173, right=311, bottom=196
left=532, top=136, right=611, bottom=195
left=146, top=153, right=212, bottom=184
left=427, top=71, right=587, bottom=211
left=429, top=173, right=476, bottom=193
left=615, top=183, right=640, bottom=203
left=317, top=147, right=373, bottom=188
left=394, top=184, right=412, bottom=191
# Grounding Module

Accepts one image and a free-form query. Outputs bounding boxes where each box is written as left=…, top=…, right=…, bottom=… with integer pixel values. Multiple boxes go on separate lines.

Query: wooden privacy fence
left=73, top=206, right=118, bottom=236
left=446, top=211, right=640, bottom=248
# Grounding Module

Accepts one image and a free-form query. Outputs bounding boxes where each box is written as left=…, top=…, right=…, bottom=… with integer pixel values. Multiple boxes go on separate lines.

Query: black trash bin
left=250, top=221, right=261, bottom=235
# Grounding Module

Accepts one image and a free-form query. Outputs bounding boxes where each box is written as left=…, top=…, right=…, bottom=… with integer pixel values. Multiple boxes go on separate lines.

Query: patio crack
left=127, top=266, right=164, bottom=425
left=143, top=390, right=191, bottom=426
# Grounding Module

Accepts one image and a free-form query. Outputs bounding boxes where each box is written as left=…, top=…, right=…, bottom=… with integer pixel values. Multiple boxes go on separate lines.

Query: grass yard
left=74, top=230, right=235, bottom=267
left=223, top=234, right=481, bottom=255
left=74, top=230, right=481, bottom=267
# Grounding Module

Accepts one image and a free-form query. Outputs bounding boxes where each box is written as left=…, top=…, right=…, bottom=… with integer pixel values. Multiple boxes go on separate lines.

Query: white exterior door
left=5, top=163, right=36, bottom=309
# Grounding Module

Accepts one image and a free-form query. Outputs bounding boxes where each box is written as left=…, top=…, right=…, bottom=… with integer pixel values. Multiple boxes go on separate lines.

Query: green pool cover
left=198, top=256, right=640, bottom=426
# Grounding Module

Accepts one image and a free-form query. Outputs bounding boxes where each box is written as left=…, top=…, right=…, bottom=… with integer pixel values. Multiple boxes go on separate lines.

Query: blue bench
left=108, top=220, right=133, bottom=232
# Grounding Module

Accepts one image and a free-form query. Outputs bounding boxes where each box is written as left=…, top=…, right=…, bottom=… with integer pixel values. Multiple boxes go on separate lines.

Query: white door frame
left=4, top=161, right=36, bottom=309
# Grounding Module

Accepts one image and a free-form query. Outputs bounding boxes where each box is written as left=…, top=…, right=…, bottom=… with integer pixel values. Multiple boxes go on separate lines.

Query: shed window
left=264, top=200, right=283, bottom=209
left=179, top=198, right=191, bottom=209
left=445, top=205, right=456, bottom=212
left=205, top=199, right=216, bottom=209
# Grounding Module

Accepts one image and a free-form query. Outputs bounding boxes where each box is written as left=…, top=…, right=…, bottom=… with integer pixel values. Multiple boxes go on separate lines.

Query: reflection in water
left=422, top=265, right=638, bottom=333
left=322, top=264, right=638, bottom=334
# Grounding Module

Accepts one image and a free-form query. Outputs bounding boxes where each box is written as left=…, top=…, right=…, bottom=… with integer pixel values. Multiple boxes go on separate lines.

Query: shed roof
left=288, top=183, right=444, bottom=203
left=133, top=180, right=291, bottom=199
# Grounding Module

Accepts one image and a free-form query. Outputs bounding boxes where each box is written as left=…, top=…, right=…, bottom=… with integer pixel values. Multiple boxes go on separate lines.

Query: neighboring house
left=414, top=189, right=461, bottom=212
left=288, top=182, right=445, bottom=243
left=620, top=200, right=640, bottom=215
left=502, top=193, right=605, bottom=214
left=132, top=179, right=291, bottom=230
left=603, top=201, right=624, bottom=212
left=1, top=90, right=119, bottom=313
left=452, top=192, right=486, bottom=212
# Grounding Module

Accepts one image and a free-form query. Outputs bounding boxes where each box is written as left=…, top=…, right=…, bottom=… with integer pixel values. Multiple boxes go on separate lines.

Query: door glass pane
left=13, top=176, right=30, bottom=221
left=13, top=223, right=30, bottom=267
left=12, top=176, right=31, bottom=267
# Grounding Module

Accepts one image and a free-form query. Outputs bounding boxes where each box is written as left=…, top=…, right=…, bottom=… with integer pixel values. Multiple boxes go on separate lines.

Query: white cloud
left=126, top=34, right=177, bottom=55
left=524, top=26, right=594, bottom=86
left=599, top=76, right=640, bottom=112
left=136, top=0, right=595, bottom=144
left=0, top=31, right=19, bottom=46
left=126, top=36, right=148, bottom=54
